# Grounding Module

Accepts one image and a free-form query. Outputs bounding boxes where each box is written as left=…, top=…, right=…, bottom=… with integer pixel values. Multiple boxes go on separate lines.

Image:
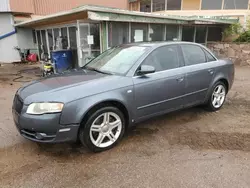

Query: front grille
left=13, top=95, right=23, bottom=114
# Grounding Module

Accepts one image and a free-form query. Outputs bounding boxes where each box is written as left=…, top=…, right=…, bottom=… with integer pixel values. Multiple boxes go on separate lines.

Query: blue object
left=51, top=50, right=73, bottom=73
left=0, top=29, right=16, bottom=40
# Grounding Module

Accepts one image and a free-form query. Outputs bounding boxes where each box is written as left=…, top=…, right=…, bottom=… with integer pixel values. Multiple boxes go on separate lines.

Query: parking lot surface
left=0, top=64, right=250, bottom=188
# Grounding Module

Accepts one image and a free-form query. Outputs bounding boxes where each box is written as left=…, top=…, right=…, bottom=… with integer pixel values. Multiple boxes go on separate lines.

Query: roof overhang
left=15, top=5, right=237, bottom=28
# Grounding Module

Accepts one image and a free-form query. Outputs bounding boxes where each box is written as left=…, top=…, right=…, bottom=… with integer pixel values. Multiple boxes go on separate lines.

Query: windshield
left=84, top=46, right=149, bottom=75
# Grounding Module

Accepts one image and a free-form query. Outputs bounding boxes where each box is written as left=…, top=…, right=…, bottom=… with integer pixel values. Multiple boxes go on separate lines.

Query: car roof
left=121, top=41, right=205, bottom=48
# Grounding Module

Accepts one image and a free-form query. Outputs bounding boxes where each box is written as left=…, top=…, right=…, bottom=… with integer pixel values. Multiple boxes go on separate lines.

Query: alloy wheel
left=89, top=112, right=122, bottom=148
left=212, top=85, right=226, bottom=108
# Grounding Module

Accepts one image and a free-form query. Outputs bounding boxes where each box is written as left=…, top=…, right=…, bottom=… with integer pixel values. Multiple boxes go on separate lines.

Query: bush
left=222, top=22, right=243, bottom=38
left=234, top=31, right=250, bottom=42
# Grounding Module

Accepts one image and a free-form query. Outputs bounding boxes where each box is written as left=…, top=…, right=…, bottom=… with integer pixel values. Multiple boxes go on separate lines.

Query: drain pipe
left=0, top=29, right=16, bottom=40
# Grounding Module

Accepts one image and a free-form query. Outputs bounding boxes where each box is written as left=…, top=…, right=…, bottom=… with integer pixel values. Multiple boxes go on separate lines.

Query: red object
left=27, top=53, right=38, bottom=62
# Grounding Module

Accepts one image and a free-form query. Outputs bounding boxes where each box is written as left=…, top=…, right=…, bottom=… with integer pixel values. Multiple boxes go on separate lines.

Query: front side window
left=181, top=45, right=206, bottom=66
left=85, top=46, right=149, bottom=75
left=142, top=45, right=180, bottom=72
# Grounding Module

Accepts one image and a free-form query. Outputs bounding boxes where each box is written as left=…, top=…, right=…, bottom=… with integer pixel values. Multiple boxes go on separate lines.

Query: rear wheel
left=205, top=81, right=227, bottom=111
left=79, top=106, right=125, bottom=152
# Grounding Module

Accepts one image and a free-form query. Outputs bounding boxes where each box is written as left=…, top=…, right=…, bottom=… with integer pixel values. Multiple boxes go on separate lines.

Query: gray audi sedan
left=12, top=42, right=234, bottom=152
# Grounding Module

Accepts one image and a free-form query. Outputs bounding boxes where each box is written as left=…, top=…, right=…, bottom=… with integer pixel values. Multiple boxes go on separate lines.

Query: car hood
left=18, top=69, right=133, bottom=105
left=18, top=69, right=107, bottom=99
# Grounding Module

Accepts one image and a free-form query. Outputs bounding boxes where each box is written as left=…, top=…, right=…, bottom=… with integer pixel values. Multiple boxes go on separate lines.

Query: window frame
left=134, top=44, right=183, bottom=76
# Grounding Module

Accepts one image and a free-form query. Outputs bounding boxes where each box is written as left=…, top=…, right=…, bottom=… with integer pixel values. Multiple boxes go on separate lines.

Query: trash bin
left=51, top=50, right=73, bottom=73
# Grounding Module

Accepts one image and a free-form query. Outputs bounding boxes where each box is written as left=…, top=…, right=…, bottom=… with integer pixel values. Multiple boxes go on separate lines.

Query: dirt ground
left=1, top=64, right=250, bottom=188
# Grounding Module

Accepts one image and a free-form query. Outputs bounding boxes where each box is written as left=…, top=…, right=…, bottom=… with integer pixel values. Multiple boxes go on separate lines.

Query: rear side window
left=204, top=50, right=216, bottom=62
left=181, top=44, right=206, bottom=66
left=142, top=45, right=179, bottom=72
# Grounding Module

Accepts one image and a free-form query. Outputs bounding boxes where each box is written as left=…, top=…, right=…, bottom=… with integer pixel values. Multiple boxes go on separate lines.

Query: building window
left=201, top=0, right=223, bottom=10
left=182, top=0, right=200, bottom=10
left=36, top=31, right=42, bottom=58
left=140, top=0, right=151, bottom=12
left=32, top=30, right=37, bottom=44
left=152, top=0, right=165, bottom=12
left=195, top=26, right=207, bottom=44
left=167, top=0, right=182, bottom=10
left=130, top=1, right=139, bottom=11
left=60, top=27, right=68, bottom=49
left=90, top=23, right=100, bottom=52
left=69, top=27, right=77, bottom=49
left=149, top=24, right=165, bottom=41
left=47, top=29, right=53, bottom=51
left=131, top=23, right=148, bottom=42
left=166, top=25, right=179, bottom=41
left=182, top=26, right=195, bottom=42
left=207, top=27, right=223, bottom=42
left=108, top=22, right=129, bottom=47
left=41, top=30, right=48, bottom=54
left=223, top=0, right=249, bottom=9
left=53, top=28, right=60, bottom=47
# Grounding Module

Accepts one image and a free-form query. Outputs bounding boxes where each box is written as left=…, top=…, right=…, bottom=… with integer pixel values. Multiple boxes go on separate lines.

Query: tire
left=205, top=81, right=227, bottom=112
left=79, top=106, right=125, bottom=152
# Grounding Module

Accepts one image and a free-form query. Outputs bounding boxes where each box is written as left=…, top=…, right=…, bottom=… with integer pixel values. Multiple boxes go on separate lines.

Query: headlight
left=26, top=103, right=64, bottom=115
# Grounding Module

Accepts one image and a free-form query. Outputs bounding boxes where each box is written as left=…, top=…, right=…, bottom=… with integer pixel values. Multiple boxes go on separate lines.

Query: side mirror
left=137, top=65, right=155, bottom=75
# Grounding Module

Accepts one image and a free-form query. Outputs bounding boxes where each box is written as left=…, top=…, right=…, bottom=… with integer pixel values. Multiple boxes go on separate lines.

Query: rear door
left=180, top=44, right=216, bottom=107
left=133, top=45, right=186, bottom=120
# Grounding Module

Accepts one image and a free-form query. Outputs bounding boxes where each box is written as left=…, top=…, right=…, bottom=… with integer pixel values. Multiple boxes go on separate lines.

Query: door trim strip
left=137, top=88, right=208, bottom=110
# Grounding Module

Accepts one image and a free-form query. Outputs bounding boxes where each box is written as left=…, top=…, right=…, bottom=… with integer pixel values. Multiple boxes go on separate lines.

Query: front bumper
left=12, top=109, right=80, bottom=143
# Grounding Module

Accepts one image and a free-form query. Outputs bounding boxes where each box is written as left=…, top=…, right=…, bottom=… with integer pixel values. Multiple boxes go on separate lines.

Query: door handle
left=208, top=69, right=214, bottom=75
left=176, top=77, right=184, bottom=82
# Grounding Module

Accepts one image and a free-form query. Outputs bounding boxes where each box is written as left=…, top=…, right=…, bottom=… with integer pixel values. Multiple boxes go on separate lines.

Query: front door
left=78, top=22, right=101, bottom=67
left=133, top=45, right=185, bottom=120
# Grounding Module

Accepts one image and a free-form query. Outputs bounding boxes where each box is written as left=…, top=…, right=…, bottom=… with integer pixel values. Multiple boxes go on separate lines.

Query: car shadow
left=37, top=106, right=207, bottom=157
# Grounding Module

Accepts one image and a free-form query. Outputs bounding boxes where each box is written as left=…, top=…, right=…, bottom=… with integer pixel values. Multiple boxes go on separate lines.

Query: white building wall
left=16, top=28, right=36, bottom=50
left=0, top=0, right=10, bottom=12
left=0, top=12, right=20, bottom=63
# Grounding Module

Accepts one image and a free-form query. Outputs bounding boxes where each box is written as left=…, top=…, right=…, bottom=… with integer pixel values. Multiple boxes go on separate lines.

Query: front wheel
left=205, top=81, right=227, bottom=111
left=79, top=106, right=125, bottom=152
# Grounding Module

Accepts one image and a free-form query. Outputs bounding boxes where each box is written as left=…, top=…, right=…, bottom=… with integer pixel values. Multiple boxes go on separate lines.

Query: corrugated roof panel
left=9, top=0, right=34, bottom=13
left=33, top=0, right=128, bottom=15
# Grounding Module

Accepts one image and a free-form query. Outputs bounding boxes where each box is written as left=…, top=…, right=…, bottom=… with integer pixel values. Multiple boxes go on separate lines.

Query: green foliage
left=234, top=31, right=250, bottom=42
left=222, top=22, right=243, bottom=38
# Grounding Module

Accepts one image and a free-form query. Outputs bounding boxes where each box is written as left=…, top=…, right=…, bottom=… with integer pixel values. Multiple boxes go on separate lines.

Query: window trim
left=133, top=44, right=182, bottom=76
